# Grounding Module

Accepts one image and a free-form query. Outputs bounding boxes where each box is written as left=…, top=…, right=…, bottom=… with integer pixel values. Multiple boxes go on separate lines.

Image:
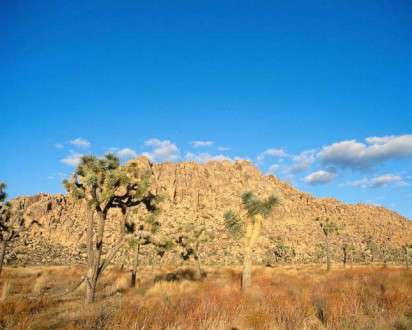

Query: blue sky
left=1, top=1, right=412, bottom=218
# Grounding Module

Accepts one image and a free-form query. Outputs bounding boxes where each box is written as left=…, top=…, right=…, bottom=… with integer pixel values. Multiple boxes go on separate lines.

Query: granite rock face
left=6, top=157, right=412, bottom=267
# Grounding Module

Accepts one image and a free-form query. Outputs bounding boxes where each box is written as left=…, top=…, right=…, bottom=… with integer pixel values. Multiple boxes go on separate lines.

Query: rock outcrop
left=5, top=157, right=412, bottom=267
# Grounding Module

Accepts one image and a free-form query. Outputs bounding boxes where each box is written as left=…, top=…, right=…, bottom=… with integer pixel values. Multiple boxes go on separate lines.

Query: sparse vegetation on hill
left=4, top=158, right=411, bottom=270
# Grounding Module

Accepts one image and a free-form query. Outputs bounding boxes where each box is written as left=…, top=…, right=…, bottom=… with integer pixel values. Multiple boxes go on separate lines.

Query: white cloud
left=348, top=174, right=408, bottom=188
left=257, top=148, right=288, bottom=163
left=217, top=146, right=231, bottom=152
left=54, top=143, right=64, bottom=149
left=318, top=134, right=412, bottom=169
left=116, top=148, right=137, bottom=160
left=143, top=138, right=180, bottom=162
left=69, top=137, right=91, bottom=149
left=61, top=153, right=83, bottom=166
left=304, top=170, right=336, bottom=185
left=185, top=152, right=232, bottom=163
left=191, top=140, right=214, bottom=148
left=288, top=150, right=316, bottom=174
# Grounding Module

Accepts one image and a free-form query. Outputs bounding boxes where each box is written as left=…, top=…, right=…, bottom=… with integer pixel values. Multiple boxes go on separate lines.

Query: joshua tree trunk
left=0, top=240, right=6, bottom=277
left=242, top=214, right=262, bottom=290
left=383, top=251, right=388, bottom=269
left=131, top=243, right=140, bottom=287
left=326, top=237, right=331, bottom=272
left=343, top=246, right=347, bottom=268
left=85, top=210, right=106, bottom=304
left=193, top=253, right=202, bottom=280
left=242, top=245, right=252, bottom=289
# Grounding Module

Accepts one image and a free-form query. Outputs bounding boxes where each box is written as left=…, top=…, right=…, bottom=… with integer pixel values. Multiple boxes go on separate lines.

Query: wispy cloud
left=143, top=138, right=180, bottom=162
left=116, top=148, right=137, bottom=160
left=287, top=150, right=316, bottom=174
left=304, top=170, right=336, bottom=185
left=347, top=174, right=408, bottom=188
left=54, top=143, right=64, bottom=149
left=69, top=137, right=91, bottom=149
left=257, top=148, right=288, bottom=163
left=61, top=152, right=83, bottom=166
left=191, top=140, right=214, bottom=148
left=185, top=152, right=232, bottom=163
left=266, top=164, right=280, bottom=175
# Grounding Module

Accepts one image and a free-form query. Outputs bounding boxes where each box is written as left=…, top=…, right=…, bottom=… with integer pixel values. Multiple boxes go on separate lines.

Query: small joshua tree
left=63, top=155, right=159, bottom=303
left=265, top=235, right=295, bottom=265
left=403, top=243, right=412, bottom=270
left=316, top=217, right=339, bottom=271
left=224, top=191, right=279, bottom=290
left=342, top=241, right=355, bottom=269
left=174, top=220, right=211, bottom=279
left=380, top=235, right=392, bottom=269
left=0, top=183, right=36, bottom=277
left=127, top=213, right=173, bottom=287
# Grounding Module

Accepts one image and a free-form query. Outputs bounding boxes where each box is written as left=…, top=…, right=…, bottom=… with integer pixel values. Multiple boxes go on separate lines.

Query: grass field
left=0, top=264, right=411, bottom=329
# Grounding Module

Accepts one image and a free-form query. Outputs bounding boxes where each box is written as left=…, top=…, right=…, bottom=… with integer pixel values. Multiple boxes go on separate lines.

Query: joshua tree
left=403, top=243, right=412, bottom=270
left=0, top=183, right=36, bottom=277
left=127, top=213, right=173, bottom=287
left=63, top=155, right=159, bottom=303
left=316, top=217, right=339, bottom=271
left=174, top=220, right=211, bottom=279
left=380, top=235, right=392, bottom=269
left=265, top=235, right=295, bottom=265
left=224, top=191, right=279, bottom=290
left=363, top=235, right=379, bottom=264
left=342, top=241, right=355, bottom=268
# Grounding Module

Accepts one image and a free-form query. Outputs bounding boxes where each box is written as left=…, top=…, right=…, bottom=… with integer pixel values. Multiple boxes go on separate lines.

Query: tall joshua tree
left=63, top=155, right=159, bottom=303
left=0, top=182, right=32, bottom=277
left=316, top=217, right=339, bottom=272
left=224, top=191, right=279, bottom=290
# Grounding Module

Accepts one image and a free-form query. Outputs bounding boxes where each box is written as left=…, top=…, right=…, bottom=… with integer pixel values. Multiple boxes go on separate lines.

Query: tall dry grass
left=0, top=265, right=411, bottom=329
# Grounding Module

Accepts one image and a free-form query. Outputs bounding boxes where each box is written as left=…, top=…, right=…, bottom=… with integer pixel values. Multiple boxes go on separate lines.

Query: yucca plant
left=224, top=191, right=279, bottom=290
left=316, top=217, right=339, bottom=271
left=63, top=155, right=159, bottom=303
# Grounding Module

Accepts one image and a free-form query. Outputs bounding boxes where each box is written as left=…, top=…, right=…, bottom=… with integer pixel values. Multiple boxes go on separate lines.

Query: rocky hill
left=5, top=157, right=412, bottom=267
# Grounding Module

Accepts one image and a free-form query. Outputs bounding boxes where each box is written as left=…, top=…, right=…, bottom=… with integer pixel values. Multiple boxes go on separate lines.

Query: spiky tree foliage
left=63, top=155, right=159, bottom=303
left=316, top=217, right=339, bottom=271
left=174, top=220, right=211, bottom=279
left=224, top=191, right=279, bottom=289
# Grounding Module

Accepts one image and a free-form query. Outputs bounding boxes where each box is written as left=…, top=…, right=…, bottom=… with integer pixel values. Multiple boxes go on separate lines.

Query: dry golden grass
left=0, top=264, right=411, bottom=329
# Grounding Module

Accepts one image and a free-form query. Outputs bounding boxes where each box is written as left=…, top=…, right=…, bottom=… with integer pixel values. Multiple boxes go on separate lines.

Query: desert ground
left=1, top=264, right=411, bottom=330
